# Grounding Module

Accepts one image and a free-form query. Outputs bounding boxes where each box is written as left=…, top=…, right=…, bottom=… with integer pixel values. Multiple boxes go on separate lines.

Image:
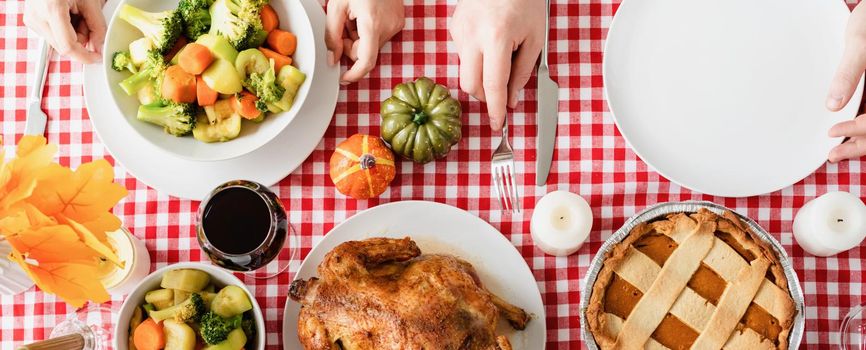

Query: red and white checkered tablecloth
left=2, top=0, right=865, bottom=348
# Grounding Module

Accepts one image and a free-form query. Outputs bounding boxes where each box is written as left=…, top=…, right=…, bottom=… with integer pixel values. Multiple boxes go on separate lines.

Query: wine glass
left=840, top=303, right=866, bottom=350
left=196, top=180, right=297, bottom=279
left=47, top=304, right=113, bottom=350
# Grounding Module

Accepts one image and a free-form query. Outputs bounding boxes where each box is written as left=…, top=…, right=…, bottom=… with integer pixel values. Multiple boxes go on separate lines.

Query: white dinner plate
left=604, top=0, right=862, bottom=197
left=282, top=201, right=546, bottom=349
left=83, top=0, right=338, bottom=200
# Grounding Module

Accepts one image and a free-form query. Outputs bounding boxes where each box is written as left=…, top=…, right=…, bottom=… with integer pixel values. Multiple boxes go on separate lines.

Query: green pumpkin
left=380, top=77, right=462, bottom=164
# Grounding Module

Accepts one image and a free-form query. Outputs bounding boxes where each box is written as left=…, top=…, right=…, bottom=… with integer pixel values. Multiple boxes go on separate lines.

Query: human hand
left=325, top=0, right=404, bottom=84
left=826, top=2, right=866, bottom=162
left=24, top=0, right=106, bottom=63
left=450, top=0, right=545, bottom=131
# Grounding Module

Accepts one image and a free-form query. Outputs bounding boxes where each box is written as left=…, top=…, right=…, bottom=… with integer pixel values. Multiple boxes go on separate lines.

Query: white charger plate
left=604, top=0, right=862, bottom=197
left=84, top=0, right=338, bottom=200
left=282, top=201, right=546, bottom=349
left=102, top=0, right=316, bottom=162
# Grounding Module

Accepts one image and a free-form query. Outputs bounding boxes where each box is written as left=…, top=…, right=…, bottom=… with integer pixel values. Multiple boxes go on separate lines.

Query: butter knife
left=25, top=39, right=50, bottom=136
left=535, top=0, right=559, bottom=186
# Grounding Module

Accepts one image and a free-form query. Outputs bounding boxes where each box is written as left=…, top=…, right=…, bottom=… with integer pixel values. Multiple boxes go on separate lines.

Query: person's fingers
left=458, top=47, right=484, bottom=102
left=507, top=40, right=541, bottom=108
left=76, top=20, right=90, bottom=45
left=343, top=38, right=356, bottom=61
left=829, top=138, right=866, bottom=162
left=482, top=43, right=512, bottom=131
left=325, top=0, right=348, bottom=66
left=828, top=8, right=866, bottom=111
left=829, top=115, right=866, bottom=137
left=78, top=0, right=107, bottom=55
left=28, top=18, right=57, bottom=48
left=340, top=20, right=378, bottom=83
left=47, top=4, right=99, bottom=62
left=346, top=20, right=359, bottom=41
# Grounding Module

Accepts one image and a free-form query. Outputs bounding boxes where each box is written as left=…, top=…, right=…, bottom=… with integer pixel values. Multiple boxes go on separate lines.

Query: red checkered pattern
left=2, top=0, right=865, bottom=348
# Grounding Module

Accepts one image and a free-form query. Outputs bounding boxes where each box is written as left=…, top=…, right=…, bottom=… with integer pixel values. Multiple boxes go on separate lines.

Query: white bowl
left=113, top=262, right=266, bottom=350
left=102, top=0, right=316, bottom=161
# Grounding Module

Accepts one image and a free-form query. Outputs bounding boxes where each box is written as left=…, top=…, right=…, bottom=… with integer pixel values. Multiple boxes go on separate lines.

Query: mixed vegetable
left=111, top=0, right=306, bottom=143
left=128, top=269, right=257, bottom=350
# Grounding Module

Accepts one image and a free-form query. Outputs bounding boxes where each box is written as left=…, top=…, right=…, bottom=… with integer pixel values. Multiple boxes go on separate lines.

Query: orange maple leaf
left=8, top=252, right=110, bottom=307
left=64, top=217, right=122, bottom=266
left=28, top=159, right=127, bottom=242
left=0, top=203, right=58, bottom=237
left=0, top=136, right=58, bottom=210
left=5, top=225, right=101, bottom=265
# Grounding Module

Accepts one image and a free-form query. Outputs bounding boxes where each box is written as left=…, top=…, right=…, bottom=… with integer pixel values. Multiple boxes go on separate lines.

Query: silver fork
left=491, top=118, right=521, bottom=214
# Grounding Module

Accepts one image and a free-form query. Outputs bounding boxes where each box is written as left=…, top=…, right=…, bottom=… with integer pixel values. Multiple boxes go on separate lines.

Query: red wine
left=202, top=187, right=270, bottom=254
left=197, top=182, right=288, bottom=272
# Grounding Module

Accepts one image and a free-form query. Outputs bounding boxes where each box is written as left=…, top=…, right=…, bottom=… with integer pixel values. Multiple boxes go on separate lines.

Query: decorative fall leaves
left=0, top=136, right=128, bottom=307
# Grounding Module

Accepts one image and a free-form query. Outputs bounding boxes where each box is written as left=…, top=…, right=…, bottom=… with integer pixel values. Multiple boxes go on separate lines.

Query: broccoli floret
left=119, top=50, right=168, bottom=95
left=247, top=60, right=285, bottom=107
left=199, top=311, right=241, bottom=344
left=111, top=51, right=137, bottom=73
left=209, top=0, right=266, bottom=50
left=178, top=0, right=213, bottom=40
left=136, top=101, right=197, bottom=136
left=118, top=4, right=182, bottom=53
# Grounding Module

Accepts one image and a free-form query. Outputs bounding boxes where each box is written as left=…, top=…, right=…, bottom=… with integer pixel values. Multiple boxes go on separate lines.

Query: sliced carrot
left=133, top=318, right=165, bottom=350
left=258, top=47, right=292, bottom=71
left=178, top=43, right=214, bottom=75
left=266, top=29, right=296, bottom=56
left=196, top=76, right=218, bottom=106
left=231, top=91, right=262, bottom=119
left=165, top=36, right=188, bottom=62
left=261, top=5, right=279, bottom=33
left=162, top=65, right=197, bottom=103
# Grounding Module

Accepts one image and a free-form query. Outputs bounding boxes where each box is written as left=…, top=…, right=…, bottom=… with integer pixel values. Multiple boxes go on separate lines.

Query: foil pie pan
left=579, top=201, right=805, bottom=349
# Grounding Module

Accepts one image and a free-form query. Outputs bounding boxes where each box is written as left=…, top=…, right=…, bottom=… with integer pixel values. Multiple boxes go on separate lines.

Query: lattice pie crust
left=586, top=209, right=796, bottom=350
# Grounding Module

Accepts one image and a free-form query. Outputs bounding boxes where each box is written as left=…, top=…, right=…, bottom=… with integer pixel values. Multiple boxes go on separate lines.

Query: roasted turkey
left=289, top=237, right=530, bottom=350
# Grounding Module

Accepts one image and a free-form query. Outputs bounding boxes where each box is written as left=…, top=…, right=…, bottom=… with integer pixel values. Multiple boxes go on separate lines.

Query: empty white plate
left=604, top=0, right=862, bottom=197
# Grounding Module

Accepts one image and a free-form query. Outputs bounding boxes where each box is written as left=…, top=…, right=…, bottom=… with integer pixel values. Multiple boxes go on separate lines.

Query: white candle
left=530, top=191, right=593, bottom=256
left=98, top=228, right=151, bottom=295
left=793, top=191, right=866, bottom=257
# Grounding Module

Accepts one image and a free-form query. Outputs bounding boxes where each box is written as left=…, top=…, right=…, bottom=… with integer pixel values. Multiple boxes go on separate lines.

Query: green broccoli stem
left=119, top=69, right=153, bottom=95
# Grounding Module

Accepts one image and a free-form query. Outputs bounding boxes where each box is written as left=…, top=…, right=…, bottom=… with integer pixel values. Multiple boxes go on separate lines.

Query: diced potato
left=193, top=113, right=242, bottom=143
left=211, top=285, right=253, bottom=318
left=145, top=289, right=175, bottom=310
left=129, top=37, right=154, bottom=66
left=200, top=291, right=217, bottom=308
left=163, top=320, right=196, bottom=350
left=202, top=59, right=242, bottom=94
left=203, top=328, right=246, bottom=350
left=161, top=269, right=211, bottom=292
left=174, top=290, right=192, bottom=305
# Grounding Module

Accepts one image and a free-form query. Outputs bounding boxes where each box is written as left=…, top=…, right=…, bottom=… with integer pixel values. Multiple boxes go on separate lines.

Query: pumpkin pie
left=586, top=209, right=797, bottom=349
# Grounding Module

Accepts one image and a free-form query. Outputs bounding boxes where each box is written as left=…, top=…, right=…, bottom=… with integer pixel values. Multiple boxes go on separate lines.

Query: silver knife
left=25, top=39, right=50, bottom=136
left=535, top=0, right=559, bottom=186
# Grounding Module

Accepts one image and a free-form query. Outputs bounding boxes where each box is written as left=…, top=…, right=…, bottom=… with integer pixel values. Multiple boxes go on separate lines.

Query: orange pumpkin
left=329, top=134, right=396, bottom=199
